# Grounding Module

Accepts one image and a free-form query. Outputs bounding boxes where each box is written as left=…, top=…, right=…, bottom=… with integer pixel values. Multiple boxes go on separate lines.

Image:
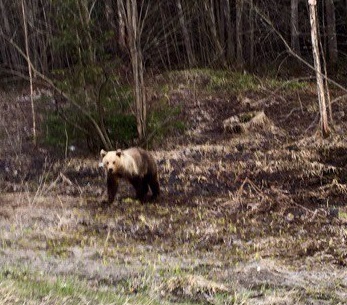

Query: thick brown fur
left=100, top=147, right=160, bottom=203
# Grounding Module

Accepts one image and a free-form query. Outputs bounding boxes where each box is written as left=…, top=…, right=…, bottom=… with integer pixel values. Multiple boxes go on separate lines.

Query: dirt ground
left=1, top=73, right=347, bottom=304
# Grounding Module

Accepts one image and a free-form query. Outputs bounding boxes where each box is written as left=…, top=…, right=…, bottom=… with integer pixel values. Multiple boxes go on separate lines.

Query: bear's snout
left=108, top=168, right=114, bottom=174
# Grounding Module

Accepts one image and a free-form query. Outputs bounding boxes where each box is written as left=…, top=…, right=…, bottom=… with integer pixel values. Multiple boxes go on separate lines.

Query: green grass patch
left=165, top=68, right=308, bottom=94
left=0, top=265, right=239, bottom=305
left=0, top=266, right=124, bottom=304
left=339, top=211, right=347, bottom=220
left=206, top=70, right=258, bottom=92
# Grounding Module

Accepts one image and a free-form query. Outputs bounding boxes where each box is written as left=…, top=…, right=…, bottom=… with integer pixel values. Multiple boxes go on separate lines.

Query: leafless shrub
left=256, top=147, right=336, bottom=180
left=223, top=111, right=279, bottom=134
left=230, top=177, right=276, bottom=215
left=319, top=179, right=347, bottom=196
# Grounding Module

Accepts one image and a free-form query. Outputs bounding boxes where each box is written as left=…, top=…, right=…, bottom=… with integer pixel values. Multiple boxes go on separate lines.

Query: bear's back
left=125, top=147, right=157, bottom=177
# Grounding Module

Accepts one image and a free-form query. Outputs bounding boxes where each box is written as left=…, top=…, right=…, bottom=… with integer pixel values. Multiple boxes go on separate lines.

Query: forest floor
left=1, top=70, right=347, bottom=304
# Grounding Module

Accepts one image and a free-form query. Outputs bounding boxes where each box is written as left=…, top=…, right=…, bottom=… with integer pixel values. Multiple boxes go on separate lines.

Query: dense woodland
left=1, top=0, right=346, bottom=71
left=0, top=0, right=346, bottom=151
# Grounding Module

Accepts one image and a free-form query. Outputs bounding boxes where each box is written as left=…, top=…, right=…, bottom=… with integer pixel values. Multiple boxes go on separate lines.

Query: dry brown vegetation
left=1, top=71, right=347, bottom=304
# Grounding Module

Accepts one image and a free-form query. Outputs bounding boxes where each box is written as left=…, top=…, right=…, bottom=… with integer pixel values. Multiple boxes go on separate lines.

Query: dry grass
left=159, top=274, right=230, bottom=303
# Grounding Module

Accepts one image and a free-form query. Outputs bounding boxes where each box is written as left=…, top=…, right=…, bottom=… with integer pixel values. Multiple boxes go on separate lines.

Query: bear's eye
left=113, top=161, right=115, bottom=165
left=106, top=161, right=109, bottom=165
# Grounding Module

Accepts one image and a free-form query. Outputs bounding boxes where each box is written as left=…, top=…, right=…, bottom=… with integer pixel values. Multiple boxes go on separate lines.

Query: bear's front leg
left=107, top=174, right=118, bottom=204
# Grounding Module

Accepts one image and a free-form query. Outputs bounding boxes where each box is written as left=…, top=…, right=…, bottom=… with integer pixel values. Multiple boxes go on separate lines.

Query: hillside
left=0, top=71, right=347, bottom=304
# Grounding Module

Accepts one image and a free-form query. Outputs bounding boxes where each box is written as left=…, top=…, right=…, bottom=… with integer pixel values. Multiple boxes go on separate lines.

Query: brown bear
left=100, top=147, right=160, bottom=203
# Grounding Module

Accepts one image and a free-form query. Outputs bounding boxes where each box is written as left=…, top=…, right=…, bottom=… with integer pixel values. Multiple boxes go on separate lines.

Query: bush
left=106, top=114, right=137, bottom=147
left=147, top=100, right=185, bottom=146
left=42, top=101, right=138, bottom=153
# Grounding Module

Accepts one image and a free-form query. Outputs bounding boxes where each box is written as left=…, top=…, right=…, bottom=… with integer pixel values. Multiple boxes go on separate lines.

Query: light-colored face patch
left=101, top=151, right=121, bottom=174
left=99, top=149, right=139, bottom=177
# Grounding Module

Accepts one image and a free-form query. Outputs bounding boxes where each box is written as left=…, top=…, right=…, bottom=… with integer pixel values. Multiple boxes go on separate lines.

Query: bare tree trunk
left=39, top=0, right=51, bottom=74
left=325, top=0, right=338, bottom=65
left=0, top=0, right=22, bottom=70
left=122, top=0, right=147, bottom=141
left=77, top=0, right=95, bottom=64
left=105, top=0, right=118, bottom=56
left=222, top=0, right=234, bottom=63
left=177, top=0, right=196, bottom=66
left=308, top=0, right=330, bottom=138
left=22, top=0, right=37, bottom=146
left=291, top=0, right=301, bottom=55
left=117, top=0, right=126, bottom=51
left=27, top=1, right=38, bottom=72
left=217, top=0, right=225, bottom=51
left=159, top=5, right=172, bottom=69
left=196, top=14, right=209, bottom=64
left=105, top=0, right=116, bottom=29
left=203, top=0, right=226, bottom=66
left=236, top=0, right=244, bottom=68
left=0, top=0, right=9, bottom=65
left=248, top=0, right=255, bottom=68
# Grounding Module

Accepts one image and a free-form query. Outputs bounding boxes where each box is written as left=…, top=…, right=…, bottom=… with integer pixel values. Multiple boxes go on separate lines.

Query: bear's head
left=100, top=149, right=123, bottom=174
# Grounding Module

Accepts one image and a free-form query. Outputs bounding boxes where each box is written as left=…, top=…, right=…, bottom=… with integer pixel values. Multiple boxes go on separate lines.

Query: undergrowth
left=165, top=68, right=308, bottom=94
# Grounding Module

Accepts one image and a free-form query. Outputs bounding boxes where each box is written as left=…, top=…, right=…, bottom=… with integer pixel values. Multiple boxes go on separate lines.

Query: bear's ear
left=116, top=149, right=122, bottom=157
left=100, top=149, right=107, bottom=158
